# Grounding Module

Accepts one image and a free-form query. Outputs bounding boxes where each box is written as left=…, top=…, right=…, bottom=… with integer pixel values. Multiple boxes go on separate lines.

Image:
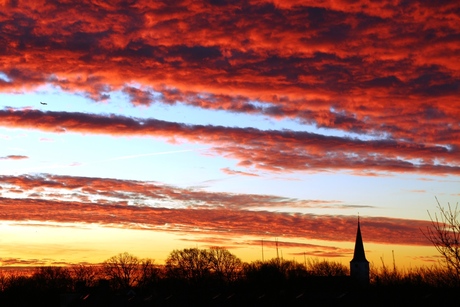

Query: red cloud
left=0, top=1, right=457, bottom=153
left=1, top=109, right=459, bottom=175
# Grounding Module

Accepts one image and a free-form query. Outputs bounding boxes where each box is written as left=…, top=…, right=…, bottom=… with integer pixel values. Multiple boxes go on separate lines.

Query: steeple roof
left=351, top=218, right=368, bottom=263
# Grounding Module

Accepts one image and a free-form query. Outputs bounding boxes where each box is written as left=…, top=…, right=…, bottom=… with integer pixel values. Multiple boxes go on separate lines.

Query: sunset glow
left=0, top=0, right=459, bottom=268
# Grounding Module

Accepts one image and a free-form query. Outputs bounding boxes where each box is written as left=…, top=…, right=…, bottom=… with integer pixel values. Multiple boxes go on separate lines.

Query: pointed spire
left=350, top=217, right=370, bottom=285
left=351, top=217, right=368, bottom=262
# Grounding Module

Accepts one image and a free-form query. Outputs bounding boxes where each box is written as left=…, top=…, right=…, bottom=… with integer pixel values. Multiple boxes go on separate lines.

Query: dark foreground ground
left=58, top=287, right=458, bottom=307
left=1, top=277, right=458, bottom=307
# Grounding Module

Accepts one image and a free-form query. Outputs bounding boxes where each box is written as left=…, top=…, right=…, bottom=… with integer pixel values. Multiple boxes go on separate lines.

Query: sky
left=0, top=0, right=459, bottom=268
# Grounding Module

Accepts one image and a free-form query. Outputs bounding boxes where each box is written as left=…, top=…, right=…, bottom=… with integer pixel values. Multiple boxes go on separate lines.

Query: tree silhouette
left=166, top=248, right=212, bottom=282
left=102, top=252, right=155, bottom=290
left=32, top=266, right=73, bottom=292
left=243, top=259, right=286, bottom=286
left=423, top=199, right=460, bottom=284
left=137, top=258, right=159, bottom=290
left=0, top=252, right=459, bottom=305
left=209, top=246, right=243, bottom=282
left=165, top=247, right=243, bottom=283
left=70, top=264, right=100, bottom=289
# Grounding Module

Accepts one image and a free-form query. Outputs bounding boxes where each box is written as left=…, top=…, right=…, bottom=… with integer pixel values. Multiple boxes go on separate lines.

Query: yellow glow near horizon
left=0, top=221, right=441, bottom=269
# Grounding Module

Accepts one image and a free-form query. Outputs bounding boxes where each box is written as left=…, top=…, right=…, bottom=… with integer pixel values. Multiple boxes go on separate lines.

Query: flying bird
left=40, top=102, right=47, bottom=105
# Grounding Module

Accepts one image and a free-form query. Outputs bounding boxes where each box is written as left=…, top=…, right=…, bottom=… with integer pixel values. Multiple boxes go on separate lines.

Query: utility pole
left=261, top=239, right=264, bottom=262
left=275, top=238, right=279, bottom=262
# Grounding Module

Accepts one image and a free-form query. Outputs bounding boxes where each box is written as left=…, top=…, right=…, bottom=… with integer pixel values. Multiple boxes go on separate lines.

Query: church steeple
left=352, top=217, right=367, bottom=262
left=350, top=217, right=370, bottom=285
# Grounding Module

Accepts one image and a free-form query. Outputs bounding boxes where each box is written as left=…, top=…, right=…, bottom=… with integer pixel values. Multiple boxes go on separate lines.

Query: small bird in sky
left=40, top=102, right=47, bottom=105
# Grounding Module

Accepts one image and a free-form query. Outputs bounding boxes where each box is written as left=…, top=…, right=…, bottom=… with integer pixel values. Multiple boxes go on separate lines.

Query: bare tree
left=32, top=266, right=73, bottom=292
left=209, top=246, right=243, bottom=282
left=166, top=248, right=211, bottom=281
left=165, top=247, right=243, bottom=282
left=102, top=252, right=141, bottom=290
left=137, top=258, right=159, bottom=289
left=423, top=198, right=460, bottom=280
left=70, top=264, right=101, bottom=289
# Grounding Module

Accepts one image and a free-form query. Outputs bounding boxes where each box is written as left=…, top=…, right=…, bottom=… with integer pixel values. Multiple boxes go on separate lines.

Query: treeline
left=0, top=247, right=458, bottom=306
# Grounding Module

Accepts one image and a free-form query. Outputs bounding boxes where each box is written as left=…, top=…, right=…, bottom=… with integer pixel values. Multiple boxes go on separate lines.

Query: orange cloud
left=0, top=257, right=57, bottom=267
left=0, top=195, right=431, bottom=246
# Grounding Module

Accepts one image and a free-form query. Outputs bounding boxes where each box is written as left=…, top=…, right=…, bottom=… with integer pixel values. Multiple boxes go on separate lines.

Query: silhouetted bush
left=372, top=262, right=460, bottom=289
left=243, top=260, right=285, bottom=286
left=306, top=258, right=349, bottom=276
left=243, top=258, right=310, bottom=290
